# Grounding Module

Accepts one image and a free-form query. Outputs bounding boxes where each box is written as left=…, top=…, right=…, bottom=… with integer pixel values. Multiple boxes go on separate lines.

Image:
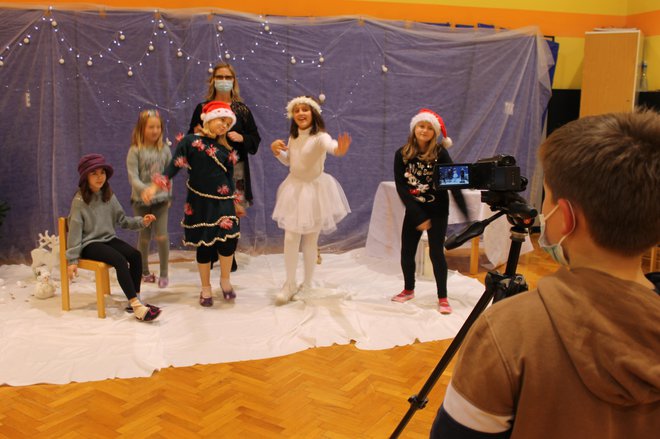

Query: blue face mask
left=538, top=202, right=575, bottom=266
left=214, top=79, right=233, bottom=93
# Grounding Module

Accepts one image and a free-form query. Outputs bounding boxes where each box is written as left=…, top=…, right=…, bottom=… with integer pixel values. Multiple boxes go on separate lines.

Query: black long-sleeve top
left=393, top=146, right=468, bottom=227
left=188, top=100, right=261, bottom=202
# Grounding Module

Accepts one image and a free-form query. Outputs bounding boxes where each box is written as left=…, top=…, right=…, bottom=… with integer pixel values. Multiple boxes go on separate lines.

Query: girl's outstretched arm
left=335, top=132, right=352, bottom=157
left=271, top=139, right=287, bottom=156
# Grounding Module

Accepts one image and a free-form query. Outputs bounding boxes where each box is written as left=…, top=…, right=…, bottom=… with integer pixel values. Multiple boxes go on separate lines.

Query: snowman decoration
left=35, top=268, right=56, bottom=299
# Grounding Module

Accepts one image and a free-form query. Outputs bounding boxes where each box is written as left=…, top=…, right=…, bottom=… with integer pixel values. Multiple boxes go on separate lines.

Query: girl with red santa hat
left=143, top=101, right=244, bottom=307
left=392, top=109, right=468, bottom=314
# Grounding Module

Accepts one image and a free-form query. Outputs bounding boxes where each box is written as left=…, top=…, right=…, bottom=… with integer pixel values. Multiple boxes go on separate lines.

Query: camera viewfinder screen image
left=437, top=164, right=470, bottom=188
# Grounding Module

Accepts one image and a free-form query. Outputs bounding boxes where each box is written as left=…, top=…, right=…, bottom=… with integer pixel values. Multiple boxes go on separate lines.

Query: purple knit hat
left=78, top=153, right=114, bottom=187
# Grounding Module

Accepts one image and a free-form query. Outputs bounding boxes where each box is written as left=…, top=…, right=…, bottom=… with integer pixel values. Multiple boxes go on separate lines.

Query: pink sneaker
left=438, top=298, right=452, bottom=315
left=391, top=289, right=415, bottom=303
left=158, top=277, right=168, bottom=288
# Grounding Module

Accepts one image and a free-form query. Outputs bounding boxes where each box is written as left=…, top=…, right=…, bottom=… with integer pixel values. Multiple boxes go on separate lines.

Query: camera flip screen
left=435, top=164, right=471, bottom=189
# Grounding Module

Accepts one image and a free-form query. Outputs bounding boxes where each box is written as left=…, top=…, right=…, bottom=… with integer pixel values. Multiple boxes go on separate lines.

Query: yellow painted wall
left=11, top=0, right=660, bottom=89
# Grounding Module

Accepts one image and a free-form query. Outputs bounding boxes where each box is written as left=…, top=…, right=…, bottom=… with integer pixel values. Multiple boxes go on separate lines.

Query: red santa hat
left=201, top=101, right=236, bottom=129
left=410, top=108, right=452, bottom=148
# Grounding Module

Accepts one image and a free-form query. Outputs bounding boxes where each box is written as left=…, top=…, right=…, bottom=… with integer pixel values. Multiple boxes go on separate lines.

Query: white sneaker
left=275, top=283, right=296, bottom=305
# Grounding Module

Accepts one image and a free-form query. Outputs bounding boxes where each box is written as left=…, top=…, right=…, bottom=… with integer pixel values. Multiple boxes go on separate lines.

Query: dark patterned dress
left=160, top=134, right=240, bottom=247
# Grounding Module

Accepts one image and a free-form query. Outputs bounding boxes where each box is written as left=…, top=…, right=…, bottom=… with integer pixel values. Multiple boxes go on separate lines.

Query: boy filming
left=431, top=109, right=660, bottom=438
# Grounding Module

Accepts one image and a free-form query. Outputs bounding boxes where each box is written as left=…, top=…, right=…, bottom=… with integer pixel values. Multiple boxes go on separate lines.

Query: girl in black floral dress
left=143, top=101, right=243, bottom=307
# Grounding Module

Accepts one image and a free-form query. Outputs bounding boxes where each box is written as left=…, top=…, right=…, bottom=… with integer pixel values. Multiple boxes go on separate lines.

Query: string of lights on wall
left=0, top=7, right=393, bottom=122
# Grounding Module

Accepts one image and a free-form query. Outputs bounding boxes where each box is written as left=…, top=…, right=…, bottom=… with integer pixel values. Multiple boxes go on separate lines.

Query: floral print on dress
left=217, top=184, right=230, bottom=195
left=218, top=217, right=234, bottom=230
left=191, top=138, right=204, bottom=151
left=174, top=156, right=189, bottom=168
left=152, top=174, right=171, bottom=190
left=184, top=203, right=193, bottom=215
left=228, top=150, right=239, bottom=165
left=206, top=146, right=218, bottom=157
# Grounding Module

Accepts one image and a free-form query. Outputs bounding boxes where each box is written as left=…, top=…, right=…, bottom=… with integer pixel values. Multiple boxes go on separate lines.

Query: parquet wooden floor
left=0, top=237, right=572, bottom=438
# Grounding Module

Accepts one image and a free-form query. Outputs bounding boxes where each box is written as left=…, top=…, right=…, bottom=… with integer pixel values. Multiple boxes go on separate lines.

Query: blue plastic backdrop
left=0, top=8, right=554, bottom=259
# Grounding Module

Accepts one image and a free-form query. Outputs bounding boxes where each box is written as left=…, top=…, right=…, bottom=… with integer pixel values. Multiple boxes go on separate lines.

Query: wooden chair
left=58, top=217, right=111, bottom=318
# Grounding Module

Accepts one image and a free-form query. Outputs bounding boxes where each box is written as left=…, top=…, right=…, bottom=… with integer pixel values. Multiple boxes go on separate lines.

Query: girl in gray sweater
left=66, top=154, right=161, bottom=321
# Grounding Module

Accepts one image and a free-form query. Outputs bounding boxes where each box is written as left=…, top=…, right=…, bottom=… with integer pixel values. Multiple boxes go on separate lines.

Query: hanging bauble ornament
left=87, top=59, right=93, bottom=66
left=23, top=37, right=30, bottom=44
left=208, top=67, right=213, bottom=74
left=381, top=65, right=388, bottom=73
left=158, top=22, right=164, bottom=29
left=51, top=21, right=58, bottom=28
left=127, top=69, right=133, bottom=77
left=119, top=33, right=126, bottom=41
left=58, top=58, right=65, bottom=65
left=148, top=44, right=155, bottom=52
left=177, top=50, right=183, bottom=57
left=0, top=60, right=4, bottom=67
left=264, top=25, right=270, bottom=32
left=290, top=56, right=296, bottom=64
left=318, top=93, right=326, bottom=103
left=217, top=24, right=224, bottom=32
left=319, top=56, right=325, bottom=64
left=224, top=53, right=231, bottom=59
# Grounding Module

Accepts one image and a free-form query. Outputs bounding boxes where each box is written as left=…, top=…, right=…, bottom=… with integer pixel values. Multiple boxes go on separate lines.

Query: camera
left=433, top=154, right=523, bottom=192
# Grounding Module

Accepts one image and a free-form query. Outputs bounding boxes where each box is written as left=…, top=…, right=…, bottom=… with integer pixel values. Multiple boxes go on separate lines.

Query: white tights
left=283, top=230, right=319, bottom=290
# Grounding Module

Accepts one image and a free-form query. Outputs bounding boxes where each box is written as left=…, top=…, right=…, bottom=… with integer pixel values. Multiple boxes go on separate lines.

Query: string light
left=1, top=9, right=392, bottom=117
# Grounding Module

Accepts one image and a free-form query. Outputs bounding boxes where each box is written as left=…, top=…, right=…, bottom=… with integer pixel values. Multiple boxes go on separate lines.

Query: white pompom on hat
left=410, top=108, right=452, bottom=148
left=201, top=101, right=236, bottom=129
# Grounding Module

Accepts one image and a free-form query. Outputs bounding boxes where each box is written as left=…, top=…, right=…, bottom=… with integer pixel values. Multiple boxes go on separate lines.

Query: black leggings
left=400, top=212, right=449, bottom=298
left=196, top=238, right=238, bottom=264
left=81, top=238, right=142, bottom=300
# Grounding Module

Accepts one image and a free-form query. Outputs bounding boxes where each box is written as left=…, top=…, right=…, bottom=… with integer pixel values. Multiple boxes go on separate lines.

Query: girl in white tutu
left=271, top=96, right=352, bottom=304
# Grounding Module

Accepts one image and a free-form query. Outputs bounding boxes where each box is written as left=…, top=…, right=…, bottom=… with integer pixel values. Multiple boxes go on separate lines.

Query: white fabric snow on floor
left=0, top=249, right=485, bottom=386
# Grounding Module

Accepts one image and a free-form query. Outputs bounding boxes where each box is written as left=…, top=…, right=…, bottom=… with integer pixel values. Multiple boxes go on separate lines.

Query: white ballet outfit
left=272, top=128, right=350, bottom=234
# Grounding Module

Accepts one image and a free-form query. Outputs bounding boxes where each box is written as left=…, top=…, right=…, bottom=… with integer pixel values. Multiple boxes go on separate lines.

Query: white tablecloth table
left=365, top=181, right=533, bottom=272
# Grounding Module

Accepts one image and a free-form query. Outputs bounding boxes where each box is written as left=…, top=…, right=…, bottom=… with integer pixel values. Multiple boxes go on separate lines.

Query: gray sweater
left=126, top=145, right=172, bottom=207
left=66, top=191, right=145, bottom=264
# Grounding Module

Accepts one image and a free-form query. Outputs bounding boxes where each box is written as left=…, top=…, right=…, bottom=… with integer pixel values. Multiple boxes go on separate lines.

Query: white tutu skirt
left=272, top=173, right=351, bottom=234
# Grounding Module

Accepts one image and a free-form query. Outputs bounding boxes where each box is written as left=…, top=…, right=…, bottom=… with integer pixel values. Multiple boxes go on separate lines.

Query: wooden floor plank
left=0, top=238, right=570, bottom=438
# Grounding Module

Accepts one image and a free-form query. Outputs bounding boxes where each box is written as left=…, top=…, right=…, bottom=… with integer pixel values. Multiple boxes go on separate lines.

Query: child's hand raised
left=143, top=214, right=156, bottom=226
left=271, top=139, right=288, bottom=157
left=336, top=133, right=352, bottom=157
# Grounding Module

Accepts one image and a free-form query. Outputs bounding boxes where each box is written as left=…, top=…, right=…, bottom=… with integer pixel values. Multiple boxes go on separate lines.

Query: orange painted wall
left=20, top=1, right=659, bottom=37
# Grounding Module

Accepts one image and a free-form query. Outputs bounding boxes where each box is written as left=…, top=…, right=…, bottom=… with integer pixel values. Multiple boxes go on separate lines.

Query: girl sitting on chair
left=66, top=154, right=161, bottom=322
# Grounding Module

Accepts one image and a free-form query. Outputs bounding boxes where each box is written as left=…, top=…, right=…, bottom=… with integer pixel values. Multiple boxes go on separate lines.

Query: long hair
left=79, top=179, right=113, bottom=204
left=130, top=109, right=164, bottom=149
left=204, top=63, right=242, bottom=102
left=289, top=101, right=325, bottom=139
left=401, top=129, right=440, bottom=163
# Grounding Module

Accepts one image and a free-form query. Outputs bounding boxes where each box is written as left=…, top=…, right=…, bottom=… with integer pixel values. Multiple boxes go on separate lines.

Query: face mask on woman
left=538, top=201, right=575, bottom=266
left=214, top=79, right=233, bottom=93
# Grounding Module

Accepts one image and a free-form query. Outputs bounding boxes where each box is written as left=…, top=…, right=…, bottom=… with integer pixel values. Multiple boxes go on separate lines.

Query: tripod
left=390, top=208, right=534, bottom=439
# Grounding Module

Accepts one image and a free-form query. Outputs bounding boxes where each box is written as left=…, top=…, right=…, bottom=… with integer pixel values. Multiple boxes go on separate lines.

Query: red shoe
left=438, top=298, right=453, bottom=315
left=142, top=273, right=156, bottom=283
left=391, top=289, right=414, bottom=303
